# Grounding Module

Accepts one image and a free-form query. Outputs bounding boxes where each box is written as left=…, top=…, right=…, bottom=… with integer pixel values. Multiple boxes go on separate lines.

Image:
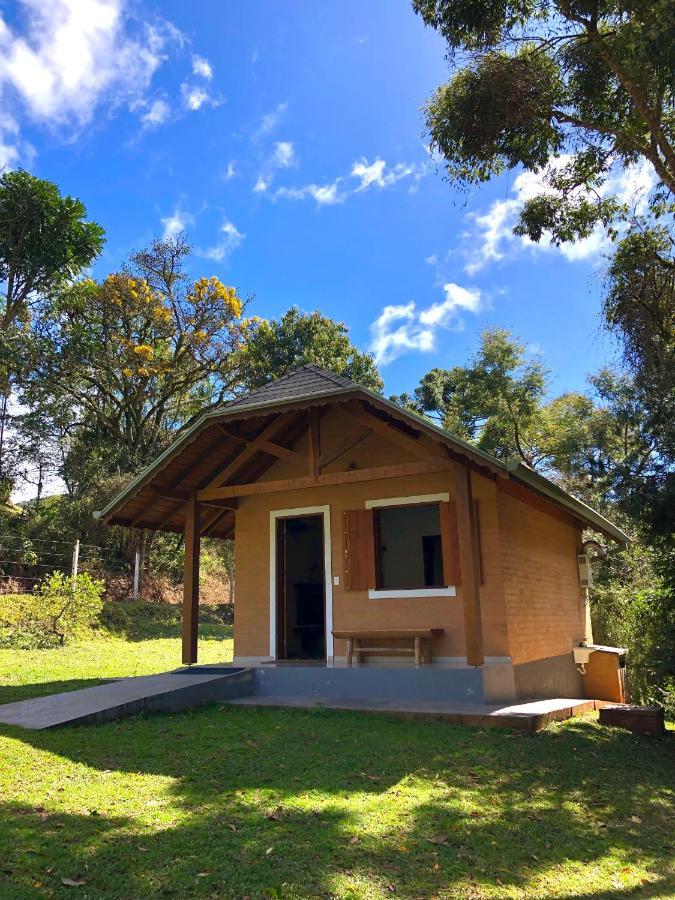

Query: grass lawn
left=0, top=602, right=233, bottom=706
left=1, top=607, right=674, bottom=898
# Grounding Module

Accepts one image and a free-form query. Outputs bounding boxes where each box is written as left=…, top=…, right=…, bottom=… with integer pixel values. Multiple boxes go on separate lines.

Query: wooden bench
left=332, top=629, right=444, bottom=667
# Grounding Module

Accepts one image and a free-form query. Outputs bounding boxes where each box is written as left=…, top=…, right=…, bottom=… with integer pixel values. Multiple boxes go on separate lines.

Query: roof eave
left=93, top=385, right=357, bottom=523
left=506, top=461, right=630, bottom=545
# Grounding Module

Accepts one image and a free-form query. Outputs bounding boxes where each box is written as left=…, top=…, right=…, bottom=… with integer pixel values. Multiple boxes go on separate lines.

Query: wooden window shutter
left=439, top=500, right=461, bottom=586
left=343, top=509, right=375, bottom=590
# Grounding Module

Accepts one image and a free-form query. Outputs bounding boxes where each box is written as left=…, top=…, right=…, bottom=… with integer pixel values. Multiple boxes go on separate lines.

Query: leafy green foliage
left=393, top=328, right=549, bottom=465
left=19, top=237, right=249, bottom=483
left=426, top=50, right=564, bottom=184
left=238, top=306, right=383, bottom=392
left=592, top=541, right=675, bottom=713
left=415, top=1, right=675, bottom=236
left=0, top=169, right=104, bottom=332
left=0, top=572, right=104, bottom=649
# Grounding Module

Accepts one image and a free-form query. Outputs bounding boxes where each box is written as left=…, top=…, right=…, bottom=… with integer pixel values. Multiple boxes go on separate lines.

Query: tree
left=0, top=169, right=104, bottom=331
left=414, top=1, right=675, bottom=241
left=0, top=170, right=104, bottom=493
left=21, top=237, right=249, bottom=486
left=237, top=306, right=383, bottom=393
left=393, top=329, right=550, bottom=465
left=414, top=0, right=675, bottom=547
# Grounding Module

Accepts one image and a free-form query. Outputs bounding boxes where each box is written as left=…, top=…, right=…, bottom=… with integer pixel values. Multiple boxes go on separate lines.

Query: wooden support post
left=453, top=461, right=484, bottom=667
left=182, top=493, right=201, bottom=665
left=308, top=408, right=320, bottom=481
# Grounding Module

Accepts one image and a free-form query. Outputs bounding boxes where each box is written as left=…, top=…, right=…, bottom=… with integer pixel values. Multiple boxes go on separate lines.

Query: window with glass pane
left=374, top=503, right=444, bottom=590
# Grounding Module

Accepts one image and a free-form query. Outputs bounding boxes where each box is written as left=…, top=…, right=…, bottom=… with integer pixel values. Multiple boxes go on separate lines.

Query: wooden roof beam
left=345, top=400, right=447, bottom=462
left=198, top=458, right=451, bottom=501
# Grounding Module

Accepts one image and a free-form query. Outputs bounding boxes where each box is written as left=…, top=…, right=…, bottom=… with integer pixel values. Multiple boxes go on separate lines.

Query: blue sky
left=0, top=0, right=652, bottom=399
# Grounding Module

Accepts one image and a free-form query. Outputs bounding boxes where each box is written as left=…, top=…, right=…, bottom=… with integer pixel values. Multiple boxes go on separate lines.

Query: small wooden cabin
left=96, top=365, right=629, bottom=703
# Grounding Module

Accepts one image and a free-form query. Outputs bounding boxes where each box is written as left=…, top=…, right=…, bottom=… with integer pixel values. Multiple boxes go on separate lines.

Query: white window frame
left=269, top=505, right=333, bottom=661
left=365, top=493, right=456, bottom=599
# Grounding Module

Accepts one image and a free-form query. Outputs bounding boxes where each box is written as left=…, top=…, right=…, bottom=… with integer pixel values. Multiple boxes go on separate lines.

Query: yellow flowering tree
left=25, top=237, right=250, bottom=481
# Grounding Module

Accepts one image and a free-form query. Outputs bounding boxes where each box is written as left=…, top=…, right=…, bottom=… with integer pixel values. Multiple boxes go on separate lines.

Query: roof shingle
left=223, top=364, right=354, bottom=412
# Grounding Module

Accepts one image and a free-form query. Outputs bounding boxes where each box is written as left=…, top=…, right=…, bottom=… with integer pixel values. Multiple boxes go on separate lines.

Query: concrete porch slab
left=0, top=667, right=253, bottom=730
left=224, top=695, right=598, bottom=733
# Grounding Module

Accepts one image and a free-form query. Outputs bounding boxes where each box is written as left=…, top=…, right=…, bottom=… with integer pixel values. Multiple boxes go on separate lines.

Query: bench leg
left=346, top=638, right=353, bottom=667
left=414, top=636, right=422, bottom=667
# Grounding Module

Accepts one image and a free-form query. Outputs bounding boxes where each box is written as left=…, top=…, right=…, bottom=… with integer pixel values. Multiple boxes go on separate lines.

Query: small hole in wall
left=348, top=461, right=358, bottom=470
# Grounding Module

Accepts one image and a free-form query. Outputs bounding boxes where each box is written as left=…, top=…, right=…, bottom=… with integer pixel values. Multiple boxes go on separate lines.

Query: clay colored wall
left=497, top=488, right=584, bottom=666
left=233, top=405, right=509, bottom=662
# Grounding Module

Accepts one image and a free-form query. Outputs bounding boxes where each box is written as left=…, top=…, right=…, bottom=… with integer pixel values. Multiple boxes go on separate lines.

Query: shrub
left=0, top=572, right=105, bottom=649
left=591, top=542, right=675, bottom=715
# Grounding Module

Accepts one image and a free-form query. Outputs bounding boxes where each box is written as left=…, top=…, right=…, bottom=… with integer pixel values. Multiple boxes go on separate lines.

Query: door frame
left=269, top=505, right=333, bottom=662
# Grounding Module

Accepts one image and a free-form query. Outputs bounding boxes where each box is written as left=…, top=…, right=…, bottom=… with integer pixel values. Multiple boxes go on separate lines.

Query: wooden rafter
left=220, top=424, right=301, bottom=462
left=318, top=423, right=371, bottom=469
left=198, top=458, right=451, bottom=501
left=202, top=413, right=293, bottom=491
left=200, top=506, right=231, bottom=536
left=345, top=400, right=448, bottom=462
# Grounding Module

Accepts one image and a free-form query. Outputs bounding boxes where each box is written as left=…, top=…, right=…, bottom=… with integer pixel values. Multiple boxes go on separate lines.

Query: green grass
left=0, top=606, right=673, bottom=898
left=0, top=601, right=232, bottom=705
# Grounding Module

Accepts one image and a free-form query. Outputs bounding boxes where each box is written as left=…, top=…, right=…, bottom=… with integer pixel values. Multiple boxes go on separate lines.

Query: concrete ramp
left=0, top=667, right=253, bottom=730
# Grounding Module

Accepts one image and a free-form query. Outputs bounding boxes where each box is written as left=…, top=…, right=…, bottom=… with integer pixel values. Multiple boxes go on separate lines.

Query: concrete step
left=0, top=667, right=253, bottom=730
left=226, top=695, right=597, bottom=733
left=253, top=664, right=486, bottom=703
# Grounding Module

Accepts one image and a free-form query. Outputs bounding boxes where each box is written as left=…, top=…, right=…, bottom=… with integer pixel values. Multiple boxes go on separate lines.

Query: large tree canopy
left=0, top=170, right=104, bottom=331
left=414, top=0, right=675, bottom=234
left=237, top=306, right=383, bottom=393
left=21, top=237, right=249, bottom=487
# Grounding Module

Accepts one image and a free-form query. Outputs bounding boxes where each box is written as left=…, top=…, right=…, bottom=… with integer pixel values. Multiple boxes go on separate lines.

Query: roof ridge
left=221, top=363, right=355, bottom=410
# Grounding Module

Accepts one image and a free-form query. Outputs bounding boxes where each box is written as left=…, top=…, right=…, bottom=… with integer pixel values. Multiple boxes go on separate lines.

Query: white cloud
left=161, top=205, right=193, bottom=239
left=272, top=155, right=428, bottom=207
left=273, top=141, right=295, bottom=168
left=198, top=218, right=245, bottom=263
left=463, top=156, right=656, bottom=274
left=192, top=54, right=212, bottom=80
left=351, top=157, right=424, bottom=192
left=369, top=283, right=482, bottom=365
left=254, top=102, right=287, bottom=139
left=180, top=82, right=223, bottom=112
left=0, top=0, right=177, bottom=131
left=139, top=97, right=171, bottom=128
left=253, top=140, right=297, bottom=193
left=425, top=254, right=438, bottom=266
left=223, top=160, right=238, bottom=180
left=0, top=112, right=34, bottom=170
left=274, top=179, right=345, bottom=206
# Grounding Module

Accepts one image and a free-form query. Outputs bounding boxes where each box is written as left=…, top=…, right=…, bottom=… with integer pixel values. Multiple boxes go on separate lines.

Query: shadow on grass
left=1, top=706, right=674, bottom=898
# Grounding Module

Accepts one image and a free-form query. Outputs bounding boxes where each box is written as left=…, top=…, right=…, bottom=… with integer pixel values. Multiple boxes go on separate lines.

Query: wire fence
left=0, top=534, right=106, bottom=594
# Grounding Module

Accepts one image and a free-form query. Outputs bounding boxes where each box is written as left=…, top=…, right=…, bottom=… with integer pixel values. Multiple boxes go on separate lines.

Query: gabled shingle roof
left=94, top=364, right=629, bottom=544
left=224, top=364, right=354, bottom=412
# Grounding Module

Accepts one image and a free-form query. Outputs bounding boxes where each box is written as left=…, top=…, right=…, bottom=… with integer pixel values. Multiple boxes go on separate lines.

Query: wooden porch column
left=182, top=492, right=201, bottom=665
left=453, top=461, right=484, bottom=667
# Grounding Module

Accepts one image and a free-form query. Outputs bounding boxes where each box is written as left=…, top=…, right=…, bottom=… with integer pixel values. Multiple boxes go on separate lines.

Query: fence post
left=133, top=548, right=141, bottom=600
left=71, top=539, right=80, bottom=583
